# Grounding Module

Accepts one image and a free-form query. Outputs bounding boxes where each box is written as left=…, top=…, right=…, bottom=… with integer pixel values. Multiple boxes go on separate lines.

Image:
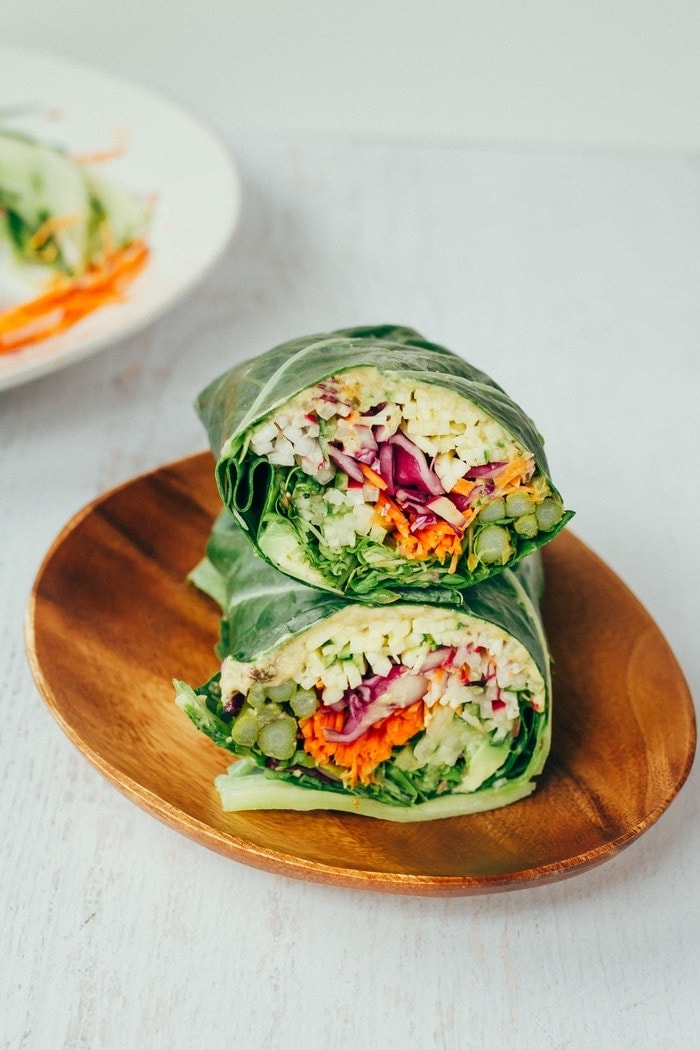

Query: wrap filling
left=243, top=367, right=565, bottom=591
left=177, top=601, right=547, bottom=806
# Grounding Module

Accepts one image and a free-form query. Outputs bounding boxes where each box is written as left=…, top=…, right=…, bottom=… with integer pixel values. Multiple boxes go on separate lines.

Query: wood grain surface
left=25, top=452, right=696, bottom=896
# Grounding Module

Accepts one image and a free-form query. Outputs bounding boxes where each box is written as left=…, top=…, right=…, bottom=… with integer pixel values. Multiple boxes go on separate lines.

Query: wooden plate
left=26, top=453, right=696, bottom=895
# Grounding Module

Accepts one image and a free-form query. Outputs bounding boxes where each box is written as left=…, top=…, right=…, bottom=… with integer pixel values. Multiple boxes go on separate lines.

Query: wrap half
left=197, top=325, right=573, bottom=601
left=175, top=511, right=552, bottom=821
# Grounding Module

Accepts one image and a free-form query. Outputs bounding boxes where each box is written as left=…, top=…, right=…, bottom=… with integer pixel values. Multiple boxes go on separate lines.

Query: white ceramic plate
left=0, top=46, right=241, bottom=392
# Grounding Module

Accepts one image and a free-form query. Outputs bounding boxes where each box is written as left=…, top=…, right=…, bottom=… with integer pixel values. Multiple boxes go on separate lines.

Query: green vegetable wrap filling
left=196, top=325, right=573, bottom=602
left=175, top=511, right=552, bottom=821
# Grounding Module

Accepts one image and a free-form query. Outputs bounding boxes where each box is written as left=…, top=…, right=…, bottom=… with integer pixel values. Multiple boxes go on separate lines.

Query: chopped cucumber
left=266, top=680, right=297, bottom=704
left=246, top=683, right=268, bottom=708
left=255, top=702, right=283, bottom=725
left=505, top=492, right=535, bottom=517
left=290, top=687, right=319, bottom=718
left=231, top=709, right=259, bottom=747
left=0, top=129, right=149, bottom=276
left=477, top=498, right=506, bottom=523
left=474, top=525, right=514, bottom=565
left=535, top=497, right=564, bottom=531
left=514, top=513, right=538, bottom=539
left=258, top=715, right=298, bottom=760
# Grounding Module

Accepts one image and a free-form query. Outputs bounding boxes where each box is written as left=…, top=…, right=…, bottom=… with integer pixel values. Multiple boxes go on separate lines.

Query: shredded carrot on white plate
left=0, top=239, right=149, bottom=354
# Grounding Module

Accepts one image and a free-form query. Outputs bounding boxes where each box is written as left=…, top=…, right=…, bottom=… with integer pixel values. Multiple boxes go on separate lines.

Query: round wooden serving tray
left=26, top=453, right=696, bottom=896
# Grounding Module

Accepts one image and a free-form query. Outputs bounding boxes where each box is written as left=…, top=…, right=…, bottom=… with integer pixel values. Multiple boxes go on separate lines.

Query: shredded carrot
left=374, top=492, right=462, bottom=569
left=300, top=699, right=426, bottom=787
left=375, top=492, right=412, bottom=537
left=412, top=520, right=462, bottom=566
left=450, top=477, right=476, bottom=498
left=0, top=239, right=149, bottom=354
left=359, top=462, right=387, bottom=490
left=493, top=455, right=534, bottom=492
left=73, top=146, right=126, bottom=165
left=26, top=213, right=80, bottom=252
left=366, top=456, right=538, bottom=574
left=72, top=128, right=129, bottom=166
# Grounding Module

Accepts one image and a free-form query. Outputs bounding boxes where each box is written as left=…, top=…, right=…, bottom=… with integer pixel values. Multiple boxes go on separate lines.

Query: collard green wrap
left=175, top=511, right=552, bottom=821
left=196, top=325, right=573, bottom=602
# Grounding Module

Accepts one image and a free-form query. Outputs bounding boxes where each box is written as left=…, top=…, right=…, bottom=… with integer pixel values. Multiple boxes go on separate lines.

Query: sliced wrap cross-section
left=175, top=511, right=553, bottom=821
left=196, top=325, right=573, bottom=602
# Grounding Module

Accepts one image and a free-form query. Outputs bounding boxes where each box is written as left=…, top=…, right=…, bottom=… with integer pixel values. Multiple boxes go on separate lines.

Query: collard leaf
left=195, top=326, right=573, bottom=600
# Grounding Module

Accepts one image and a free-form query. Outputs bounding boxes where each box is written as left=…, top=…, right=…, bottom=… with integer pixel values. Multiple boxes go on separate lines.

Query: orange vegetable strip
left=359, top=463, right=387, bottom=490
left=72, top=129, right=129, bottom=165
left=450, top=477, right=476, bottom=497
left=493, top=455, right=534, bottom=491
left=73, top=147, right=125, bottom=165
left=301, top=699, right=426, bottom=786
left=374, top=492, right=412, bottom=538
left=0, top=240, right=149, bottom=355
left=26, top=213, right=80, bottom=251
left=374, top=491, right=464, bottom=567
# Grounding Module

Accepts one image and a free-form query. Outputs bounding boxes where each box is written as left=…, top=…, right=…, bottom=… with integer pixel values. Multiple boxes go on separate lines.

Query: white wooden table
left=2, top=129, right=698, bottom=1048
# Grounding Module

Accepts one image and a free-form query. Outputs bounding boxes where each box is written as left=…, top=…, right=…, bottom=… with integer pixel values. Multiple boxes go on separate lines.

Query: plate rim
left=25, top=452, right=697, bottom=896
